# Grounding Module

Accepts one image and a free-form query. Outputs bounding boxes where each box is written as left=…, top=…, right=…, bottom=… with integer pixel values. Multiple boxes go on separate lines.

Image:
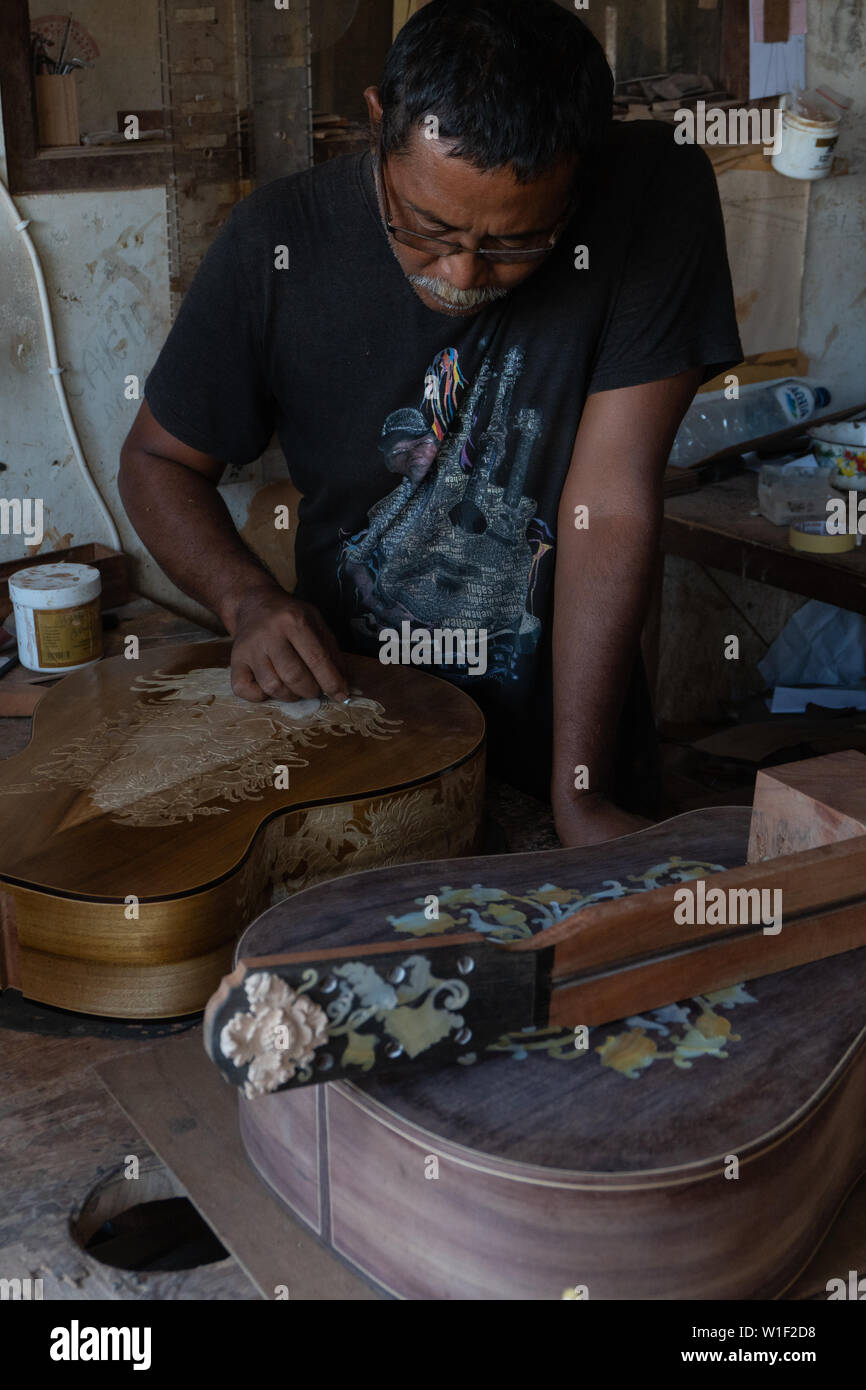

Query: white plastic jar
left=772, top=90, right=846, bottom=181
left=9, top=562, right=103, bottom=673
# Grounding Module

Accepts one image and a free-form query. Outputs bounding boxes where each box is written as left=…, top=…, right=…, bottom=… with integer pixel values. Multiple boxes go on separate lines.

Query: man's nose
left=434, top=248, right=489, bottom=290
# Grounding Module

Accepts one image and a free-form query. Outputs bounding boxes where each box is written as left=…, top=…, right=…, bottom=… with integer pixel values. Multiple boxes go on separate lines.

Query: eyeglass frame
left=372, top=140, right=575, bottom=265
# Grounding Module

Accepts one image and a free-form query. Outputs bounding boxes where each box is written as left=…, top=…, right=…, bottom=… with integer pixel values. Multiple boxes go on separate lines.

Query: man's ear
left=364, top=87, right=384, bottom=140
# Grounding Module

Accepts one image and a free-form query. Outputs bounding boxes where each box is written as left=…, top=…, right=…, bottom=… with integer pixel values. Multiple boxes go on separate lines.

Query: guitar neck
left=204, top=834, right=866, bottom=1097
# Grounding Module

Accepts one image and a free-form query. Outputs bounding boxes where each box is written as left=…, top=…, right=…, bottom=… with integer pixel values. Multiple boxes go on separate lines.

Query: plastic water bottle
left=669, top=380, right=832, bottom=467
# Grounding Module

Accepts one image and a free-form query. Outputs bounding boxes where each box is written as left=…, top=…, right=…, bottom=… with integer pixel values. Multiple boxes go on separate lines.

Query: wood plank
left=763, top=0, right=791, bottom=43
left=95, top=1030, right=379, bottom=1300
left=0, top=1019, right=257, bottom=1300
left=749, top=750, right=866, bottom=861
left=720, top=0, right=751, bottom=103
left=525, top=831, right=866, bottom=981
left=549, top=894, right=866, bottom=1026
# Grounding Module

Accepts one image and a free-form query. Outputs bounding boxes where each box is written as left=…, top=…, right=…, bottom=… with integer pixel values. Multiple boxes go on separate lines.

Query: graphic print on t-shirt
left=338, top=345, right=554, bottom=683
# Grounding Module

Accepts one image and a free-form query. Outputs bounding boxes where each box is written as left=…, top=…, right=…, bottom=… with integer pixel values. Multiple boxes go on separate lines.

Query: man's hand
left=226, top=585, right=350, bottom=705
left=553, top=791, right=653, bottom=849
left=119, top=403, right=350, bottom=705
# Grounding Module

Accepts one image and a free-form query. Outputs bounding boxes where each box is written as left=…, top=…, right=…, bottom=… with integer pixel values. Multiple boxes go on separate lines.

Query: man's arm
left=118, top=402, right=349, bottom=704
left=551, top=367, right=703, bottom=847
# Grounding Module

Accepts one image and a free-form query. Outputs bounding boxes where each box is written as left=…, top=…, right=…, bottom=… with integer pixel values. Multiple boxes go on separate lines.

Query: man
left=119, top=0, right=742, bottom=847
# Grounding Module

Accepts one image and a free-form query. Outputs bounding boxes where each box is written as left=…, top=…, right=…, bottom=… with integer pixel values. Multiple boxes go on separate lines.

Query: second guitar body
left=0, top=641, right=485, bottom=1017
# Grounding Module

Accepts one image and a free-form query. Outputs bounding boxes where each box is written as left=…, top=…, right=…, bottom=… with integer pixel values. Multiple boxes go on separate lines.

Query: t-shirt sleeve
left=144, top=207, right=275, bottom=465
left=587, top=132, right=743, bottom=395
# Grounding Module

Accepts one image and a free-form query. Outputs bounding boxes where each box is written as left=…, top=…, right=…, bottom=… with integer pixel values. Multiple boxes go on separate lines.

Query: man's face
left=384, top=432, right=439, bottom=482
left=365, top=89, right=576, bottom=319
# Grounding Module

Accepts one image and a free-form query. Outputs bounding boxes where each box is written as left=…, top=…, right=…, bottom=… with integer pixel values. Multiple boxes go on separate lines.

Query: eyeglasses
left=374, top=146, right=570, bottom=265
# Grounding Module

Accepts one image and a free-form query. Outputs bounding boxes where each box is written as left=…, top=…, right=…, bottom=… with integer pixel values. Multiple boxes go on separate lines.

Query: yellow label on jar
left=34, top=598, right=102, bottom=668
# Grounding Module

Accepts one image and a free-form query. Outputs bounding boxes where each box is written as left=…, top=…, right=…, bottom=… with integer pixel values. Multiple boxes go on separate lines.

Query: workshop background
left=1, top=0, right=865, bottom=735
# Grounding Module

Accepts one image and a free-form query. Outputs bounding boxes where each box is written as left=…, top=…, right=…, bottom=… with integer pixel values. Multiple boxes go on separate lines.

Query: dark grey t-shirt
left=145, top=121, right=742, bottom=787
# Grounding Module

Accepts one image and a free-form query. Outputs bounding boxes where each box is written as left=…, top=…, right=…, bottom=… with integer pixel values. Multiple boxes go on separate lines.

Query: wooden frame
left=0, top=0, right=169, bottom=194
left=720, top=0, right=750, bottom=102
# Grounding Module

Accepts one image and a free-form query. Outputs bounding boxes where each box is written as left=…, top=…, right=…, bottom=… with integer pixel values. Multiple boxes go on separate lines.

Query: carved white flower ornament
left=220, top=972, right=330, bottom=1097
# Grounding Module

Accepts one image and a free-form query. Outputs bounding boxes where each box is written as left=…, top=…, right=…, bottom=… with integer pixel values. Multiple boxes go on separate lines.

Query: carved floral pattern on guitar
left=220, top=955, right=474, bottom=1098
left=236, top=757, right=486, bottom=907
left=5, top=666, right=401, bottom=827
left=384, top=857, right=759, bottom=1079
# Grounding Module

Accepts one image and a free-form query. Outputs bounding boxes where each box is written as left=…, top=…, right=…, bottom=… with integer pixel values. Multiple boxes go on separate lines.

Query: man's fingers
left=229, top=599, right=350, bottom=705
left=301, top=633, right=350, bottom=703
left=231, top=661, right=268, bottom=703
left=252, top=653, right=317, bottom=703
left=278, top=610, right=350, bottom=703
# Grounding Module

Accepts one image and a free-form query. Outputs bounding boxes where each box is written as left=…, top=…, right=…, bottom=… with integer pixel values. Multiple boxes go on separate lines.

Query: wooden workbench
left=664, top=471, right=866, bottom=614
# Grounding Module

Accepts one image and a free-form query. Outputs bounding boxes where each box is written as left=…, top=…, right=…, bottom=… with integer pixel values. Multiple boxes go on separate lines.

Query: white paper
left=768, top=686, right=866, bottom=713
left=759, top=600, right=866, bottom=687
left=749, top=0, right=806, bottom=99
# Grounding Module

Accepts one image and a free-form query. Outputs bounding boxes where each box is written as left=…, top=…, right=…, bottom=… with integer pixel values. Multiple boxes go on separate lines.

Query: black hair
left=379, top=0, right=613, bottom=181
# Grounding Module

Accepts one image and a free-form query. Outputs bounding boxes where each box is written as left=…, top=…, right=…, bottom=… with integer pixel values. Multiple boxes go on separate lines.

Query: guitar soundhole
left=72, top=1161, right=228, bottom=1273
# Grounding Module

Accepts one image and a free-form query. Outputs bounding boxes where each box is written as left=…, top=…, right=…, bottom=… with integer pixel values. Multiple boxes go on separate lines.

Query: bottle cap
left=814, top=387, right=832, bottom=408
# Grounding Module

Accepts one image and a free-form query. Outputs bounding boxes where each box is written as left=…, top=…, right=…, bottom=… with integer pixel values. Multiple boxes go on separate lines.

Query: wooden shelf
left=35, top=141, right=171, bottom=161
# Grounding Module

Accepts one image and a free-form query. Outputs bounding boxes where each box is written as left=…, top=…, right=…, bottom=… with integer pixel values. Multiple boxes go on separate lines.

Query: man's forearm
left=118, top=449, right=281, bottom=632
left=551, top=508, right=660, bottom=815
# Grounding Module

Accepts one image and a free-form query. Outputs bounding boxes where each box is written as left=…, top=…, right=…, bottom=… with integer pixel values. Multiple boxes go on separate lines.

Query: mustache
left=408, top=275, right=510, bottom=308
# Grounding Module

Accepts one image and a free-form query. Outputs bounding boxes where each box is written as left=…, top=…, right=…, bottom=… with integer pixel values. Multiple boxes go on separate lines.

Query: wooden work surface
left=0, top=592, right=212, bottom=716
left=664, top=472, right=866, bottom=613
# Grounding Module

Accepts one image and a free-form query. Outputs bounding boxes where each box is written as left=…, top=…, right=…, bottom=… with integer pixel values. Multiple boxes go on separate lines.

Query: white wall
left=0, top=177, right=170, bottom=556
left=0, top=127, right=282, bottom=623
left=799, top=0, right=866, bottom=408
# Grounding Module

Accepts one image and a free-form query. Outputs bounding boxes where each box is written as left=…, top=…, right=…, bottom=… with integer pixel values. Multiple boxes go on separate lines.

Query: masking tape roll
left=788, top=522, right=856, bottom=554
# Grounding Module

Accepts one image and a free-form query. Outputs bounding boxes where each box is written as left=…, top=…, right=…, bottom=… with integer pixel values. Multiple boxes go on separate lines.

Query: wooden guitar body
left=233, top=808, right=866, bottom=1300
left=0, top=641, right=484, bottom=1018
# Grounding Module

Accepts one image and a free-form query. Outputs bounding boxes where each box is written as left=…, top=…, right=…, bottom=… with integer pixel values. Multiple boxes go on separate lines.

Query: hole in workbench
left=72, top=1160, right=228, bottom=1272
